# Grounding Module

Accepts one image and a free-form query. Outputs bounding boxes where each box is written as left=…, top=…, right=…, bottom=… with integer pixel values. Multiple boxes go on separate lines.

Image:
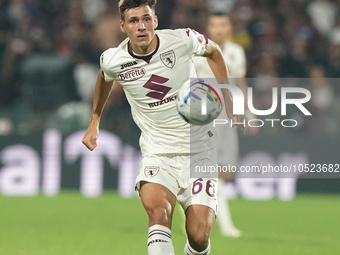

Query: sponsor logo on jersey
left=119, top=67, right=146, bottom=81
left=160, top=50, right=176, bottom=69
left=143, top=75, right=171, bottom=100
left=121, top=61, right=138, bottom=70
left=144, top=166, right=160, bottom=178
left=149, top=95, right=176, bottom=108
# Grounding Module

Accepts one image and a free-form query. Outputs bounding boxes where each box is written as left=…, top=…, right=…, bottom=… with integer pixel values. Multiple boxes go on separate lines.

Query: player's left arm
left=202, top=40, right=248, bottom=134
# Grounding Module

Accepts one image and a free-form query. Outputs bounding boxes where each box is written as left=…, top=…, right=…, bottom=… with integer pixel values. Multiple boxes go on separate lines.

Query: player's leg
left=177, top=176, right=218, bottom=255
left=140, top=181, right=177, bottom=228
left=177, top=148, right=218, bottom=254
left=136, top=155, right=182, bottom=254
left=184, top=204, right=215, bottom=254
left=140, top=181, right=177, bottom=255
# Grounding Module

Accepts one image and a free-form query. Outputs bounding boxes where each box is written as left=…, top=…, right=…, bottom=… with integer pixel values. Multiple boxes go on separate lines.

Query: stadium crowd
left=0, top=0, right=339, bottom=137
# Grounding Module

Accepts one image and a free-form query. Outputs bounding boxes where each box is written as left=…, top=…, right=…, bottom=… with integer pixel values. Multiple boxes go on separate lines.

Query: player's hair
left=208, top=12, right=230, bottom=18
left=118, top=0, right=157, bottom=21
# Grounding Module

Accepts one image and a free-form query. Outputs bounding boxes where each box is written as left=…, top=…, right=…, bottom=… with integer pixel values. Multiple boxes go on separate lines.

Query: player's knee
left=147, top=207, right=171, bottom=225
left=187, top=221, right=211, bottom=247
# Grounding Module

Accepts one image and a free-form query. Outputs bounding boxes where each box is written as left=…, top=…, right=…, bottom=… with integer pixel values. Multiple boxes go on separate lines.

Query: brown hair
left=119, top=0, right=157, bottom=21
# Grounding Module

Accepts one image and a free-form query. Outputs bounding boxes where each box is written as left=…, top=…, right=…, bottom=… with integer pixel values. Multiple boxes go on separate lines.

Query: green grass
left=0, top=192, right=339, bottom=255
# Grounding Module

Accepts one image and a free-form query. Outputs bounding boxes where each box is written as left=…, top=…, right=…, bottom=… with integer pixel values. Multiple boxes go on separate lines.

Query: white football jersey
left=100, top=28, right=214, bottom=156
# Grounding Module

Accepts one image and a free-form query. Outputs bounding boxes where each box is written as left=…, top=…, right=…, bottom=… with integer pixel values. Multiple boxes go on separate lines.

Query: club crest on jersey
left=144, top=166, right=160, bottom=178
left=160, top=50, right=176, bottom=69
left=118, top=67, right=146, bottom=81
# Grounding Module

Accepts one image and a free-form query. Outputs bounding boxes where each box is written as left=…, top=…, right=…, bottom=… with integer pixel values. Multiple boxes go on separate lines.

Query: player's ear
left=154, top=15, right=158, bottom=29
left=120, top=20, right=126, bottom=33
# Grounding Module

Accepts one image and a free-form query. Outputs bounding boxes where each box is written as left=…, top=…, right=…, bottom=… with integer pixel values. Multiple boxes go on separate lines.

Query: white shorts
left=135, top=150, right=218, bottom=215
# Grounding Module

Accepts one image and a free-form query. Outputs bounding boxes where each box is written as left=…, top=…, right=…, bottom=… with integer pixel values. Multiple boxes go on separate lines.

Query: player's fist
left=82, top=125, right=99, bottom=151
left=232, top=114, right=249, bottom=135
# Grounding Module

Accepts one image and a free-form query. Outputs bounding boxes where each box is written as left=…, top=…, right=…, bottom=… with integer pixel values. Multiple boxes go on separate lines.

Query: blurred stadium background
left=0, top=0, right=339, bottom=254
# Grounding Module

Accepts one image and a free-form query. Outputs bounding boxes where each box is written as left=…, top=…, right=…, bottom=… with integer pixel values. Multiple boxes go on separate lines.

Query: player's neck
left=130, top=35, right=158, bottom=55
left=132, top=47, right=156, bottom=57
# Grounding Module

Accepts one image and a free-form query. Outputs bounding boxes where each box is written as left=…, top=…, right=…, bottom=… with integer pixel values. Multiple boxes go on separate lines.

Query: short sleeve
left=100, top=50, right=115, bottom=82
left=181, top=28, right=208, bottom=57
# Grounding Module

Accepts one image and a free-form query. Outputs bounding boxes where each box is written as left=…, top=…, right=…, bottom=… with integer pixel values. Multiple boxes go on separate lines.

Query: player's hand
left=82, top=125, right=99, bottom=151
left=232, top=114, right=248, bottom=135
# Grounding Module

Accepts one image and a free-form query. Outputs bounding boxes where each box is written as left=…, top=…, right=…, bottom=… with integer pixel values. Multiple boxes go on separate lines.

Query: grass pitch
left=0, top=192, right=339, bottom=255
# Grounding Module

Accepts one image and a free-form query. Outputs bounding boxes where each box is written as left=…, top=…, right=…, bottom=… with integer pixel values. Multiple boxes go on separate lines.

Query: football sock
left=147, top=224, right=175, bottom=255
left=184, top=240, right=211, bottom=255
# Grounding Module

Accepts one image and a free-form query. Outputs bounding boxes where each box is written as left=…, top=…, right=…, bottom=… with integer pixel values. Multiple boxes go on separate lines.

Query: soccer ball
left=176, top=79, right=223, bottom=125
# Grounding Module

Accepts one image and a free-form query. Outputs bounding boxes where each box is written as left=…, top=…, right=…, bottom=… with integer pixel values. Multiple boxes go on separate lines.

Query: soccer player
left=82, top=1, right=247, bottom=254
left=193, top=12, right=249, bottom=238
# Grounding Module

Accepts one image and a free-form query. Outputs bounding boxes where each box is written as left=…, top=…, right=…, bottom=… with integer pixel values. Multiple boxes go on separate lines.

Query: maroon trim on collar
left=128, top=35, right=160, bottom=63
left=203, top=34, right=209, bottom=44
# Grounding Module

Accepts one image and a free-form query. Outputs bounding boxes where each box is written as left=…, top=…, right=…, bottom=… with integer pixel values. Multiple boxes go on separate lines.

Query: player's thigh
left=136, top=155, right=180, bottom=197
left=185, top=204, right=215, bottom=242
left=177, top=177, right=217, bottom=238
left=186, top=204, right=216, bottom=229
left=140, top=181, right=177, bottom=227
left=177, top=178, right=218, bottom=215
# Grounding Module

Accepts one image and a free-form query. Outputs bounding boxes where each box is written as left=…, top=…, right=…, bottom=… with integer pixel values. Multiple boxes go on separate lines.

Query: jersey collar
left=127, top=35, right=160, bottom=64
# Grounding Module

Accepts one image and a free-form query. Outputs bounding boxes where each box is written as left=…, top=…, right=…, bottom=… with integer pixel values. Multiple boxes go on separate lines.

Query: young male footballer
left=82, top=1, right=247, bottom=254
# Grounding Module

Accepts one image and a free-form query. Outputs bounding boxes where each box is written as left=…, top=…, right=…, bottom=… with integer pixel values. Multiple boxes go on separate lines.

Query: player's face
left=120, top=5, right=158, bottom=54
left=207, top=16, right=232, bottom=46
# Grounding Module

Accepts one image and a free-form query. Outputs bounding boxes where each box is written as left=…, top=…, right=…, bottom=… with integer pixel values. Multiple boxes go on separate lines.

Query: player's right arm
left=82, top=69, right=114, bottom=151
left=203, top=39, right=248, bottom=134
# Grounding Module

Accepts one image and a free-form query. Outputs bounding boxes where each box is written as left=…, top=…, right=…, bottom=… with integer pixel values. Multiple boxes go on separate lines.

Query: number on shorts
left=192, top=178, right=216, bottom=197
left=192, top=178, right=204, bottom=195
left=206, top=180, right=216, bottom=197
